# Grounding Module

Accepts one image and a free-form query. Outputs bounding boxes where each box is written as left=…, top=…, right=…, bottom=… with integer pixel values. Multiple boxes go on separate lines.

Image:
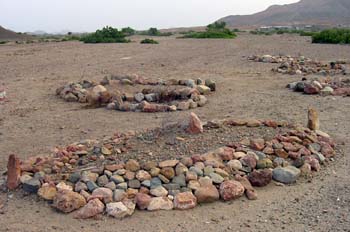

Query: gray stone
left=185, top=79, right=196, bottom=88
left=128, top=179, right=141, bottom=189
left=253, top=151, right=266, bottom=160
left=150, top=186, right=168, bottom=197
left=189, top=166, right=203, bottom=176
left=113, top=189, right=127, bottom=202
left=163, top=183, right=181, bottom=191
left=145, top=93, right=157, bottom=102
left=87, top=181, right=98, bottom=192
left=209, top=173, right=224, bottom=184
left=172, top=174, right=186, bottom=187
left=97, top=175, right=109, bottom=187
left=117, top=182, right=128, bottom=190
left=23, top=178, right=41, bottom=193
left=134, top=93, right=145, bottom=102
left=205, top=79, right=216, bottom=91
left=111, top=175, right=125, bottom=184
left=150, top=177, right=162, bottom=189
left=272, top=166, right=301, bottom=184
left=141, top=180, right=151, bottom=188
left=105, top=181, right=116, bottom=191
left=75, top=181, right=88, bottom=192
left=203, top=166, right=214, bottom=176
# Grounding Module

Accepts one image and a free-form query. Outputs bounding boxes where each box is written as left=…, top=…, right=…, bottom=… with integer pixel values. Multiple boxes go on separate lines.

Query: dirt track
left=0, top=34, right=349, bottom=232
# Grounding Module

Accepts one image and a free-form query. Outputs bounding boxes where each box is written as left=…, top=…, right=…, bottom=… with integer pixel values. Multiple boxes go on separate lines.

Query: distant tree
left=121, top=27, right=135, bottom=36
left=148, top=28, right=159, bottom=36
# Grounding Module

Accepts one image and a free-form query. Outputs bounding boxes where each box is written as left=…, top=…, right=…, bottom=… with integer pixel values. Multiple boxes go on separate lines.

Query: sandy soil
left=0, top=33, right=350, bottom=231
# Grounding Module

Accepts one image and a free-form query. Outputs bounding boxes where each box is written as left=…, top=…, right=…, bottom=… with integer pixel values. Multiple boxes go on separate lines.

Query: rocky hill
left=0, top=25, right=30, bottom=40
left=219, top=0, right=350, bottom=28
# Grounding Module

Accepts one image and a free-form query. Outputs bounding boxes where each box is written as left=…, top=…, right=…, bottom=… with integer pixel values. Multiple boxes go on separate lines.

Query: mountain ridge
left=219, top=0, right=350, bottom=28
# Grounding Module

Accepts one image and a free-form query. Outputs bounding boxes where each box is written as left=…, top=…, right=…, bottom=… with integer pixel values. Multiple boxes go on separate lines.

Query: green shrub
left=0, top=41, right=8, bottom=44
left=80, top=26, right=130, bottom=43
left=121, top=27, right=136, bottom=36
left=139, top=28, right=173, bottom=37
left=140, top=38, right=159, bottom=44
left=182, top=22, right=236, bottom=39
left=312, top=29, right=350, bottom=44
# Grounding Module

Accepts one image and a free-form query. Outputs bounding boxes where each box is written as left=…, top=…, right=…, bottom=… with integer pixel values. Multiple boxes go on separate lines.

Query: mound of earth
left=4, top=112, right=337, bottom=219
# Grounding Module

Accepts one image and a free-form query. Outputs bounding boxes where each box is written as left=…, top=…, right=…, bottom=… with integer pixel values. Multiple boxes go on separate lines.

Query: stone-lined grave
left=287, top=76, right=350, bottom=96
left=4, top=110, right=337, bottom=219
left=248, top=55, right=348, bottom=76
left=56, top=74, right=216, bottom=112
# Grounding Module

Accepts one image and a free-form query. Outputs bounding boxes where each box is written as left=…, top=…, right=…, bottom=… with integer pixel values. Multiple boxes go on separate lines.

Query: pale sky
left=0, top=0, right=299, bottom=33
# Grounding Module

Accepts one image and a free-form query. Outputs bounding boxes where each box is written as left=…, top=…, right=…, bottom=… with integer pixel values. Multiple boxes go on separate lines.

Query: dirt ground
left=0, top=33, right=350, bottom=232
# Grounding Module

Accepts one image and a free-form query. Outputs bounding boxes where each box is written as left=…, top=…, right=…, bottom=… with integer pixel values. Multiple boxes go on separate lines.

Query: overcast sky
left=0, top=0, right=299, bottom=33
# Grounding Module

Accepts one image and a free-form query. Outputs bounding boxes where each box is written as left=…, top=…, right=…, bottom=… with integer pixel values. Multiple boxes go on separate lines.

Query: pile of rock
left=248, top=55, right=348, bottom=76
left=5, top=112, right=336, bottom=219
left=287, top=77, right=350, bottom=96
left=56, top=74, right=216, bottom=112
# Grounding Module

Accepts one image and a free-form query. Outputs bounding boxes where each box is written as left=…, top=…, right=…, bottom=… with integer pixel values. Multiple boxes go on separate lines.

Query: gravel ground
left=0, top=33, right=349, bottom=232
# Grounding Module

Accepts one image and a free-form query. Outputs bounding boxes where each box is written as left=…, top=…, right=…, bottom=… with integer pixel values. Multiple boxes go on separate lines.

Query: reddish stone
left=304, top=156, right=321, bottom=171
left=135, top=193, right=152, bottom=210
left=105, top=164, right=124, bottom=172
left=248, top=170, right=272, bottom=187
left=304, top=83, right=320, bottom=94
left=332, top=87, right=350, bottom=96
left=263, top=146, right=274, bottom=155
left=299, top=147, right=312, bottom=156
left=234, top=175, right=257, bottom=200
left=74, top=198, right=105, bottom=219
left=288, top=151, right=301, bottom=160
left=7, top=155, right=21, bottom=190
left=194, top=184, right=219, bottom=203
left=250, top=139, right=265, bottom=151
left=321, top=143, right=335, bottom=158
left=240, top=155, right=257, bottom=169
left=191, top=154, right=205, bottom=163
left=214, top=147, right=234, bottom=161
left=264, top=120, right=278, bottom=128
left=174, top=192, right=197, bottom=210
left=219, top=180, right=245, bottom=201
left=186, top=112, right=203, bottom=134
left=275, top=149, right=289, bottom=159
left=53, top=190, right=87, bottom=213
left=282, top=142, right=299, bottom=152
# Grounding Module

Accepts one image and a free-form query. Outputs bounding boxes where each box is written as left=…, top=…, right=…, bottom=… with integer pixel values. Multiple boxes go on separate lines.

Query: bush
left=139, top=28, right=173, bottom=37
left=0, top=41, right=8, bottom=44
left=121, top=27, right=136, bottom=36
left=140, top=38, right=159, bottom=44
left=312, top=29, right=350, bottom=44
left=182, top=22, right=236, bottom=39
left=80, top=26, right=130, bottom=43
